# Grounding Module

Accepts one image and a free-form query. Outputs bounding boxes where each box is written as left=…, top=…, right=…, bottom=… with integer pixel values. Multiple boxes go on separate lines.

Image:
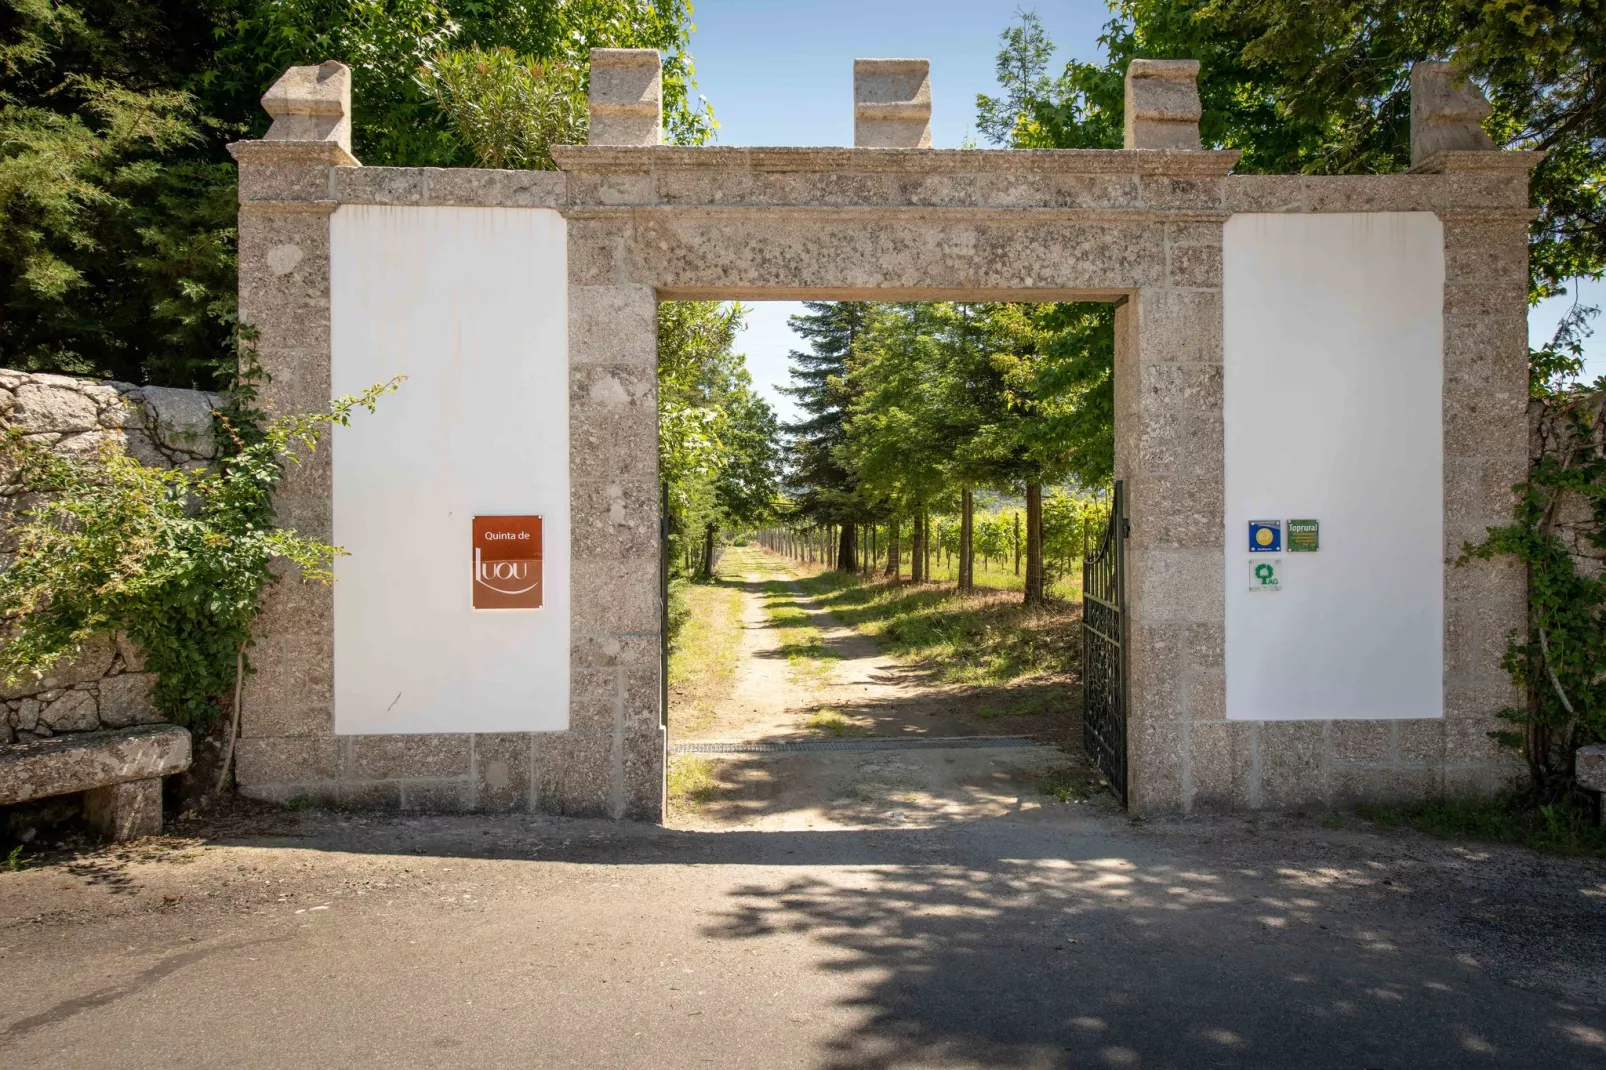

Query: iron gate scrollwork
left=1082, top=480, right=1128, bottom=807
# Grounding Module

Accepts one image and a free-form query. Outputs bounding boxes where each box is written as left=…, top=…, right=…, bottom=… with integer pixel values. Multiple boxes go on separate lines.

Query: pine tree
left=783, top=301, right=870, bottom=571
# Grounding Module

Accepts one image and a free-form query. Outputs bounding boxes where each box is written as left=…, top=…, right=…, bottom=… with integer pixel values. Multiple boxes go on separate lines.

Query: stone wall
left=0, top=369, right=219, bottom=743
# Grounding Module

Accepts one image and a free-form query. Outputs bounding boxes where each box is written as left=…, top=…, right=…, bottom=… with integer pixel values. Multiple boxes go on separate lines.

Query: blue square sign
left=1248, top=520, right=1281, bottom=553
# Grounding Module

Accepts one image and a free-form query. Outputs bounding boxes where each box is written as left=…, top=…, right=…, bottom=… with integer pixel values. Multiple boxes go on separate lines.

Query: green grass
left=804, top=708, right=873, bottom=737
left=1358, top=794, right=1606, bottom=857
left=667, top=754, right=721, bottom=812
left=1037, top=768, right=1090, bottom=803
left=667, top=568, right=748, bottom=733
left=756, top=577, right=841, bottom=685
left=5, top=844, right=25, bottom=872
left=791, top=569, right=1080, bottom=687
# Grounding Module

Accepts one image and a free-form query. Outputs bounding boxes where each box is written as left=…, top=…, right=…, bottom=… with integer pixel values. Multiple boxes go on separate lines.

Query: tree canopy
left=0, top=0, right=714, bottom=388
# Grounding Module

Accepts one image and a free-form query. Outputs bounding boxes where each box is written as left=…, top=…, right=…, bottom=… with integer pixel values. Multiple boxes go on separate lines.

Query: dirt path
left=669, top=547, right=1103, bottom=832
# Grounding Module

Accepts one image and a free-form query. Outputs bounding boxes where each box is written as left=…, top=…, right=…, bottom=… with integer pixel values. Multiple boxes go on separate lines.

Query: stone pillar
left=854, top=59, right=931, bottom=148
left=227, top=63, right=356, bottom=795
left=1119, top=216, right=1229, bottom=814
left=84, top=778, right=163, bottom=840
left=1410, top=60, right=1495, bottom=170
left=589, top=49, right=662, bottom=147
left=1124, top=59, right=1202, bottom=150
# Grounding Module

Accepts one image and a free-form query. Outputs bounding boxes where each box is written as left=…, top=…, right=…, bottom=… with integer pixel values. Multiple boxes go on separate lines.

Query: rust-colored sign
left=472, top=516, right=543, bottom=610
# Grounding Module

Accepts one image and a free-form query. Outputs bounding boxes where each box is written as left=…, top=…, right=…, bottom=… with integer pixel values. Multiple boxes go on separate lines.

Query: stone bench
left=1578, top=744, right=1606, bottom=826
left=0, top=725, right=191, bottom=840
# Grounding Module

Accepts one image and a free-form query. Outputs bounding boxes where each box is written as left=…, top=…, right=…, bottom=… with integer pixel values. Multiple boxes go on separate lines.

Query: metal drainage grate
left=671, top=736, right=1043, bottom=755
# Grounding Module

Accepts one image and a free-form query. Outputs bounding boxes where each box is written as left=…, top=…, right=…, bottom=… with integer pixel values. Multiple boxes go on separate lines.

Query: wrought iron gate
left=1082, top=480, right=1128, bottom=807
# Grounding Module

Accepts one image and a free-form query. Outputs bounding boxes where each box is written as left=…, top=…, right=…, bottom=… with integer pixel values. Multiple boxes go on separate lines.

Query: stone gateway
left=228, top=52, right=1535, bottom=818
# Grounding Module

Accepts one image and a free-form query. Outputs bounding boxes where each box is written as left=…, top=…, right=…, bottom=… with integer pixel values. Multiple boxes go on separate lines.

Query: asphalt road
left=2, top=804, right=1604, bottom=1069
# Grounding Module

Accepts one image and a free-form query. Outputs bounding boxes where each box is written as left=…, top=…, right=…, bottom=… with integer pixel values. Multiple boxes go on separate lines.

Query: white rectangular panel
left=330, top=205, right=569, bottom=734
left=1223, top=213, right=1443, bottom=720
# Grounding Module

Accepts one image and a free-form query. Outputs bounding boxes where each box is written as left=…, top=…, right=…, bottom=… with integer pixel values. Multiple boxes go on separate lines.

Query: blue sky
left=680, top=1, right=1603, bottom=423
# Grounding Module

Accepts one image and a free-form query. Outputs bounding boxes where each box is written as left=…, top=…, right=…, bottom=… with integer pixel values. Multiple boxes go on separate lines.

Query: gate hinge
left=1121, top=519, right=1131, bottom=539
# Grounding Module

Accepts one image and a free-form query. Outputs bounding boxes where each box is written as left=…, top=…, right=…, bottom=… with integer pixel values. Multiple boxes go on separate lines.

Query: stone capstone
left=588, top=49, right=662, bottom=147
left=1124, top=59, right=1203, bottom=150
left=1410, top=60, right=1496, bottom=170
left=261, top=60, right=352, bottom=154
left=853, top=58, right=932, bottom=149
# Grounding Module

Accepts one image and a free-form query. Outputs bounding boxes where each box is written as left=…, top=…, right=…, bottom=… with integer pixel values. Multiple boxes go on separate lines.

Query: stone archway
left=229, top=52, right=1534, bottom=819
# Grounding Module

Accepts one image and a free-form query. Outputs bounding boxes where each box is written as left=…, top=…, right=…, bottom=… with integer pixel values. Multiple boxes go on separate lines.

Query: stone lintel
left=589, top=48, right=662, bottom=146
left=550, top=145, right=1240, bottom=175
left=854, top=58, right=932, bottom=149
left=1124, top=59, right=1203, bottom=151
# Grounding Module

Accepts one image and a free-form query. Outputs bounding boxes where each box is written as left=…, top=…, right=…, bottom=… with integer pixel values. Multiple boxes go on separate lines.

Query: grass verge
left=667, top=569, right=748, bottom=735
left=792, top=568, right=1079, bottom=686
left=1358, top=793, right=1606, bottom=857
left=667, top=754, right=721, bottom=813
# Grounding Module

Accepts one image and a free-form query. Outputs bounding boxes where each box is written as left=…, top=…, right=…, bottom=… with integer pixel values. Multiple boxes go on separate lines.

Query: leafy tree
left=658, top=300, right=780, bottom=579
left=418, top=46, right=587, bottom=170
left=981, top=4, right=1605, bottom=383
left=0, top=0, right=717, bottom=387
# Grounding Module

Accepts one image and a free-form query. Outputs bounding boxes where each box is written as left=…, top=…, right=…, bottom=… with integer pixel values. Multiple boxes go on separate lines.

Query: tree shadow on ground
left=146, top=806, right=1606, bottom=1068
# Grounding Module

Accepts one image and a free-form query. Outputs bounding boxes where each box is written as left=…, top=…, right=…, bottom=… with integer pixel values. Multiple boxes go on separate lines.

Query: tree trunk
left=699, top=521, right=716, bottom=580
left=1013, top=512, right=1021, bottom=576
left=958, top=488, right=974, bottom=593
left=1025, top=484, right=1045, bottom=605
left=885, top=518, right=900, bottom=579
left=910, top=511, right=925, bottom=583
left=836, top=520, right=856, bottom=573
left=871, top=524, right=878, bottom=575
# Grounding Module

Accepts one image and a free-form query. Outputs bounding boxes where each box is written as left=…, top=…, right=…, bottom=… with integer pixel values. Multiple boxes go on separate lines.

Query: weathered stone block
left=41, top=690, right=98, bottom=733
left=83, top=778, right=163, bottom=840
left=572, top=561, right=659, bottom=638
left=1410, top=61, right=1495, bottom=170
left=1395, top=719, right=1446, bottom=764
left=1133, top=547, right=1223, bottom=624
left=421, top=168, right=567, bottom=208
left=338, top=779, right=402, bottom=810
left=1257, top=721, right=1327, bottom=809
left=622, top=726, right=664, bottom=820
left=569, top=667, right=621, bottom=734
left=474, top=733, right=532, bottom=812
left=0, top=724, right=190, bottom=808
left=1167, top=243, right=1221, bottom=288
left=261, top=61, right=352, bottom=153
left=1188, top=720, right=1251, bottom=810
left=569, top=285, right=657, bottom=366
left=570, top=478, right=661, bottom=560
left=1128, top=720, right=1184, bottom=815
left=350, top=734, right=471, bottom=779
left=532, top=732, right=615, bottom=817
left=1329, top=721, right=1391, bottom=764
left=97, top=673, right=161, bottom=728
left=234, top=736, right=339, bottom=786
